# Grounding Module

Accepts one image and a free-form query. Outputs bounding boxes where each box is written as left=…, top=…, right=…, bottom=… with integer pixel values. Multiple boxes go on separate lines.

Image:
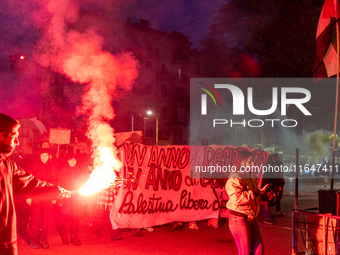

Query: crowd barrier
left=292, top=210, right=340, bottom=255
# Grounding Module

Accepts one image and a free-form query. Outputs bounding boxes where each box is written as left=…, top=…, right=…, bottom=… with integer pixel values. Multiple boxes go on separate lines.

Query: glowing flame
left=79, top=123, right=122, bottom=196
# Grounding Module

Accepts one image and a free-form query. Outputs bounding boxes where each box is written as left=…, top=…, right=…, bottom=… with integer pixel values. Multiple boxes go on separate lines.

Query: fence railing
left=293, top=210, right=340, bottom=255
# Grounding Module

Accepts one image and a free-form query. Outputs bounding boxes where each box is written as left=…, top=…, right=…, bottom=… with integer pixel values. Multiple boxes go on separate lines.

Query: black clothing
left=0, top=156, right=59, bottom=255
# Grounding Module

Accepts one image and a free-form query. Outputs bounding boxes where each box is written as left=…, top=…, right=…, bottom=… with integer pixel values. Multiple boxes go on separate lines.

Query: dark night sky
left=0, top=0, right=227, bottom=56
left=121, top=0, right=227, bottom=47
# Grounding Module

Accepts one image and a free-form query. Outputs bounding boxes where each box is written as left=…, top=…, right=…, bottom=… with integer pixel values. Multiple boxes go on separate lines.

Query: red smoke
left=239, top=53, right=261, bottom=77
left=31, top=0, right=139, bottom=193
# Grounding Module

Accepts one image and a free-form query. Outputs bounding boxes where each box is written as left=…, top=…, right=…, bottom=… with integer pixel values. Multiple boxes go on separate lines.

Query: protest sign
left=49, top=128, right=71, bottom=145
left=115, top=131, right=143, bottom=147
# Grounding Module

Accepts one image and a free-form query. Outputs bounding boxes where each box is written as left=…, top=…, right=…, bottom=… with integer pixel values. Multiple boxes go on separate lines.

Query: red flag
left=313, top=0, right=339, bottom=80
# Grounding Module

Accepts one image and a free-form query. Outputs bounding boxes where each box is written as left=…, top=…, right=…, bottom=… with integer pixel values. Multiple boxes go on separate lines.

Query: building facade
left=38, top=13, right=202, bottom=146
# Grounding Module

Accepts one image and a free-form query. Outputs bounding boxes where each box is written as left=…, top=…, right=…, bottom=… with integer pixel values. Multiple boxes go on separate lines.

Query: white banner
left=110, top=143, right=269, bottom=228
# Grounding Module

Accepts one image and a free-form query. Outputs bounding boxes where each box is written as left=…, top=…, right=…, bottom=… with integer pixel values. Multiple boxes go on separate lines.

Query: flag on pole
left=313, top=0, right=339, bottom=80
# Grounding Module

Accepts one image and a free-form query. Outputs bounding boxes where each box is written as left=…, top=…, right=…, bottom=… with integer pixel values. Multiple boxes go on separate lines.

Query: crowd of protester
left=13, top=142, right=91, bottom=249
left=12, top=141, right=154, bottom=249
left=12, top=142, right=219, bottom=249
left=3, top=113, right=286, bottom=255
left=12, top=144, right=286, bottom=253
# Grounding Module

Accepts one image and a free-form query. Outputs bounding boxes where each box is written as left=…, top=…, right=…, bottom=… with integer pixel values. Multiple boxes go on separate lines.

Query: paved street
left=17, top=176, right=337, bottom=255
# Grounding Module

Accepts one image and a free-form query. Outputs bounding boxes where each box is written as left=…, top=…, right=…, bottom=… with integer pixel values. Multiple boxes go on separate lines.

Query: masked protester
left=25, top=148, right=58, bottom=249
left=56, top=153, right=89, bottom=246
left=0, top=113, right=70, bottom=255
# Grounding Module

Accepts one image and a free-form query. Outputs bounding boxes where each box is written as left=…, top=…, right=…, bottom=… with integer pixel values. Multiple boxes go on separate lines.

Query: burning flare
left=79, top=123, right=122, bottom=196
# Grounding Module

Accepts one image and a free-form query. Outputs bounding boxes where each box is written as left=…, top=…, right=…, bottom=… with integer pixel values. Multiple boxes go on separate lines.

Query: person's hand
left=26, top=198, right=32, bottom=205
left=259, top=183, right=272, bottom=195
left=57, top=187, right=71, bottom=199
left=266, top=190, right=276, bottom=201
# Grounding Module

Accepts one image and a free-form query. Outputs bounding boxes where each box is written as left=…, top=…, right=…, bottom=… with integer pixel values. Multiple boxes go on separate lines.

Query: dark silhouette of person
left=0, top=113, right=70, bottom=255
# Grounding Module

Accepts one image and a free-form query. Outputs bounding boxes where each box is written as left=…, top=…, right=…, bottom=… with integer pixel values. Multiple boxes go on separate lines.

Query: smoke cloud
left=304, top=130, right=339, bottom=158
left=26, top=0, right=139, bottom=192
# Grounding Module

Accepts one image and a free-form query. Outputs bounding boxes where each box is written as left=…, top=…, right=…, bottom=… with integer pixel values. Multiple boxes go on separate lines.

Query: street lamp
left=155, top=116, right=158, bottom=146
left=143, top=110, right=158, bottom=145
left=131, top=114, right=134, bottom=131
left=143, top=110, right=152, bottom=138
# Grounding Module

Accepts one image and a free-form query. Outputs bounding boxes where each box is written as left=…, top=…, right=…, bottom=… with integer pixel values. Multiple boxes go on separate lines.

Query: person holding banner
left=0, top=113, right=71, bottom=255
left=226, top=150, right=274, bottom=255
left=93, top=182, right=144, bottom=240
left=93, top=186, right=125, bottom=240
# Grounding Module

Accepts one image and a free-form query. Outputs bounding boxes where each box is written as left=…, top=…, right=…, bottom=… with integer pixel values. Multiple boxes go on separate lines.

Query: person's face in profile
left=0, top=124, right=20, bottom=155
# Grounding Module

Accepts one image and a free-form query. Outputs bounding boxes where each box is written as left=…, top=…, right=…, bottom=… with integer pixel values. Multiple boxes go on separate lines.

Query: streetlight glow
left=147, top=110, right=152, bottom=115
